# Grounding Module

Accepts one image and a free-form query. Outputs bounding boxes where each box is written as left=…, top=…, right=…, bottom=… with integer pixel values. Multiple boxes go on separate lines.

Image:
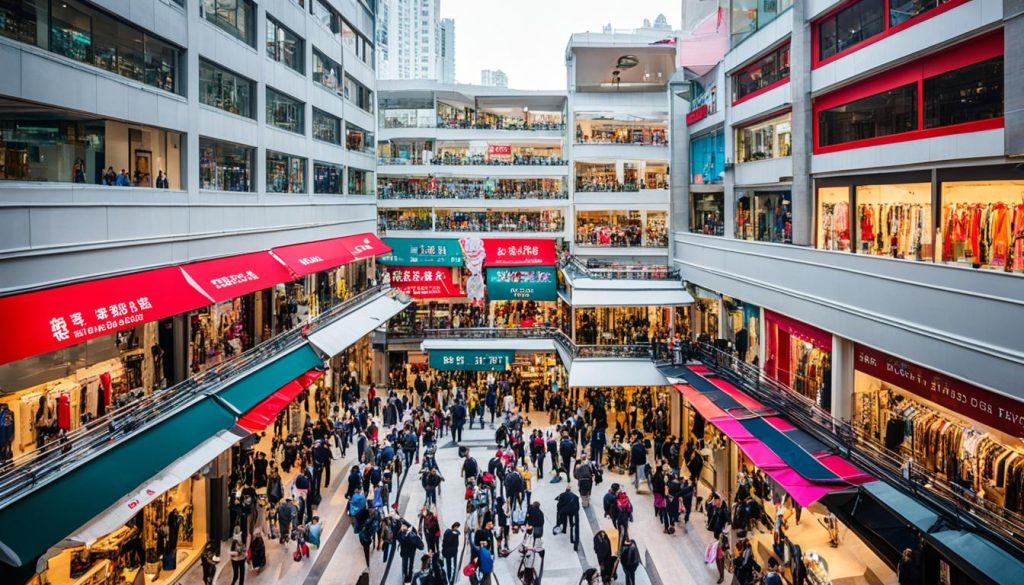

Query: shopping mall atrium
left=0, top=0, right=1021, bottom=584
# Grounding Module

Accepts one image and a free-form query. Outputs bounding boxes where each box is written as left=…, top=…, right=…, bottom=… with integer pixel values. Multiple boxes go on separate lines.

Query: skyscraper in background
left=377, top=0, right=448, bottom=80
left=480, top=69, right=509, bottom=88
left=439, top=18, right=456, bottom=83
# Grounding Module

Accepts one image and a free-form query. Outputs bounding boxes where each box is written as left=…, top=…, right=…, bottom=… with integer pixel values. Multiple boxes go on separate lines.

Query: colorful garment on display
left=858, top=203, right=927, bottom=259
left=942, top=202, right=1024, bottom=272
left=820, top=201, right=851, bottom=251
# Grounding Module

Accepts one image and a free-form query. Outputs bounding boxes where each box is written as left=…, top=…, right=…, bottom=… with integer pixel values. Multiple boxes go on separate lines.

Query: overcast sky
left=440, top=0, right=681, bottom=90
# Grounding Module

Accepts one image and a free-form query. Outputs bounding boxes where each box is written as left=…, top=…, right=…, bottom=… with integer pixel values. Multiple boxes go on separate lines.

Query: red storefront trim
left=271, top=233, right=392, bottom=278
left=180, top=252, right=295, bottom=303
left=764, top=310, right=832, bottom=350
left=732, top=78, right=790, bottom=107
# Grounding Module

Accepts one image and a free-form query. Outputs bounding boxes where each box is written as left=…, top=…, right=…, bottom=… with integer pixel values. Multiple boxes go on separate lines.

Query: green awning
left=486, top=266, right=557, bottom=301
left=0, top=398, right=235, bottom=567
left=429, top=349, right=515, bottom=371
left=379, top=237, right=464, bottom=266
left=215, top=344, right=322, bottom=414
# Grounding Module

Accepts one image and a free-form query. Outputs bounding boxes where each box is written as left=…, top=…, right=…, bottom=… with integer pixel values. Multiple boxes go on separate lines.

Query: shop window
left=313, top=50, right=342, bottom=96
left=312, top=0, right=339, bottom=33
left=690, top=132, right=724, bottom=185
left=817, top=0, right=884, bottom=61
left=573, top=113, right=668, bottom=145
left=816, top=186, right=852, bottom=251
left=855, top=183, right=932, bottom=260
left=266, top=17, right=304, bottom=73
left=735, top=113, right=791, bottom=163
left=266, top=87, right=304, bottom=135
left=576, top=210, right=666, bottom=247
left=0, top=0, right=39, bottom=45
left=765, top=311, right=832, bottom=410
left=736, top=191, right=792, bottom=243
left=348, top=167, right=371, bottom=195
left=379, top=96, right=435, bottom=129
left=732, top=44, right=790, bottom=103
left=313, top=161, right=343, bottom=195
left=731, top=0, right=794, bottom=47
left=313, top=108, right=341, bottom=145
left=199, top=137, right=253, bottom=192
left=923, top=57, right=1003, bottom=129
left=818, top=84, right=917, bottom=148
left=379, top=208, right=433, bottom=231
left=199, top=59, right=254, bottom=118
left=691, top=192, right=725, bottom=236
left=940, top=179, right=1024, bottom=273
left=344, top=75, right=374, bottom=113
left=346, top=123, right=374, bottom=153
left=266, top=150, right=306, bottom=194
left=201, top=0, right=255, bottom=46
left=0, top=98, right=183, bottom=187
left=889, top=0, right=953, bottom=26
left=436, top=209, right=564, bottom=233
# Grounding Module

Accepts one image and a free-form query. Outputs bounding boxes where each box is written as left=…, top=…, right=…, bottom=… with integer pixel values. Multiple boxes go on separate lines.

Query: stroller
left=516, top=538, right=543, bottom=585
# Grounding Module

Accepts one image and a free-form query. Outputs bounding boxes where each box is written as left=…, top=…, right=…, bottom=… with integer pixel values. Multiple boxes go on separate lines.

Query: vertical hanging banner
left=482, top=238, right=558, bottom=266
left=387, top=266, right=462, bottom=298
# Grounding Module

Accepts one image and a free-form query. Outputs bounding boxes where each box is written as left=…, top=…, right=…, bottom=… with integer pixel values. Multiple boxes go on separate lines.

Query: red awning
left=180, top=252, right=294, bottom=303
left=237, top=370, right=324, bottom=432
left=271, top=233, right=391, bottom=277
left=0, top=267, right=212, bottom=365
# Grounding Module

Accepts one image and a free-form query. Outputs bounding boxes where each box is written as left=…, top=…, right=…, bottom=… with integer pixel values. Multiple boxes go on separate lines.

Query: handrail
left=559, top=256, right=680, bottom=281
left=420, top=326, right=653, bottom=361
left=682, top=341, right=1024, bottom=559
left=0, top=285, right=390, bottom=509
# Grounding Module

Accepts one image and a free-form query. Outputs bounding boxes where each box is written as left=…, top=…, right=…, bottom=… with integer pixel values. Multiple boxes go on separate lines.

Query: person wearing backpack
left=422, top=468, right=445, bottom=507
left=615, top=491, right=634, bottom=542
left=573, top=455, right=595, bottom=507
left=462, top=454, right=480, bottom=486
left=530, top=431, right=546, bottom=478
left=402, top=427, right=419, bottom=473
left=602, top=483, right=621, bottom=531
left=504, top=467, right=524, bottom=510
left=348, top=487, right=367, bottom=519
left=399, top=524, right=426, bottom=583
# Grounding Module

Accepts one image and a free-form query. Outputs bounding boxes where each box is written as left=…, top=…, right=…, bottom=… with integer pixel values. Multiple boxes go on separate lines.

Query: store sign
left=486, top=267, right=557, bottom=301
left=0, top=267, right=213, bottom=365
left=429, top=349, right=514, bottom=371
left=180, top=251, right=295, bottom=303
left=487, top=144, right=512, bottom=156
left=854, top=344, right=1024, bottom=438
left=379, top=238, right=464, bottom=266
left=340, top=234, right=392, bottom=259
left=686, top=104, right=709, bottom=125
left=482, top=238, right=557, bottom=267
left=387, top=266, right=462, bottom=298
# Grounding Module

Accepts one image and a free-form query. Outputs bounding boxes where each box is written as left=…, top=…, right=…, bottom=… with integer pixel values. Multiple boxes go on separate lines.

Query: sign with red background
left=387, top=266, right=462, bottom=298
left=482, top=238, right=557, bottom=267
left=686, top=104, right=709, bottom=125
left=487, top=144, right=512, bottom=156
left=854, top=344, right=1024, bottom=438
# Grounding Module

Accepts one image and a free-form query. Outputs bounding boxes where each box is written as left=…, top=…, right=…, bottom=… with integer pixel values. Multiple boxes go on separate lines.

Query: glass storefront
left=344, top=75, right=374, bottom=113
left=817, top=0, right=970, bottom=62
left=732, top=43, right=790, bottom=102
left=313, top=161, right=343, bottom=195
left=764, top=311, right=831, bottom=411
left=267, top=88, right=304, bottom=135
left=201, top=0, right=254, bottom=46
left=430, top=143, right=564, bottom=166
left=736, top=112, right=791, bottom=163
left=816, top=186, right=851, bottom=251
left=574, top=306, right=670, bottom=345
left=1, top=0, right=181, bottom=93
left=348, top=168, right=372, bottom=195
left=574, top=113, right=667, bottom=145
left=379, top=96, right=435, bottom=129
left=199, top=60, right=254, bottom=118
left=723, top=296, right=760, bottom=363
left=266, top=17, right=303, bottom=73
left=575, top=210, right=668, bottom=247
left=690, top=192, right=725, bottom=236
left=313, top=108, right=341, bottom=145
left=199, top=137, right=253, bottom=192
left=379, top=208, right=433, bottom=231
left=731, top=0, right=794, bottom=47
left=941, top=179, right=1024, bottom=273
left=346, top=123, right=374, bottom=154
left=188, top=296, right=254, bottom=374
left=690, top=132, right=724, bottom=185
left=436, top=209, right=564, bottom=233
left=313, top=50, right=343, bottom=96
left=266, top=150, right=306, bottom=194
left=0, top=100, right=183, bottom=188
left=857, top=183, right=932, bottom=260
left=735, top=190, right=792, bottom=243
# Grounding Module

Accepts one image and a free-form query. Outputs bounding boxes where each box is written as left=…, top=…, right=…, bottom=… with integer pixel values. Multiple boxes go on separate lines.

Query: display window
left=575, top=210, right=667, bottom=248
left=435, top=209, right=564, bottom=234
left=199, top=60, right=254, bottom=118
left=574, top=306, right=671, bottom=346
left=199, top=137, right=253, bottom=192
left=690, top=132, right=724, bottom=185
left=313, top=161, right=343, bottom=195
left=673, top=305, right=692, bottom=341
left=312, top=50, right=342, bottom=97
left=36, top=475, right=206, bottom=585
left=690, top=192, right=725, bottom=236
left=436, top=101, right=475, bottom=129
left=313, top=108, right=341, bottom=145
left=940, top=179, right=1024, bottom=273
left=266, top=87, right=304, bottom=135
left=764, top=311, right=832, bottom=411
left=476, top=108, right=562, bottom=131
left=344, top=75, right=374, bottom=113
left=855, top=182, right=931, bottom=260
left=736, top=190, right=792, bottom=243
left=201, top=0, right=255, bottom=46
left=430, top=143, right=564, bottom=166
left=732, top=43, right=791, bottom=104
left=489, top=300, right=559, bottom=329
left=814, top=31, right=1003, bottom=153
left=816, top=186, right=852, bottom=251
left=573, top=113, right=668, bottom=146
left=379, top=96, right=436, bottom=129
left=266, top=17, right=303, bottom=73
left=379, top=208, right=433, bottom=231
left=730, top=0, right=794, bottom=47
left=346, top=123, right=374, bottom=154
left=348, top=168, right=372, bottom=195
left=852, top=344, right=1024, bottom=518
left=736, top=112, right=792, bottom=163
left=266, top=150, right=306, bottom=194
left=188, top=296, right=254, bottom=373
left=690, top=288, right=721, bottom=340
left=724, top=297, right=760, bottom=364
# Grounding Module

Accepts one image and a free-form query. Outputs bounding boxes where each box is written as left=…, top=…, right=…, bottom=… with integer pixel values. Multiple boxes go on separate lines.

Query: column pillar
left=790, top=0, right=815, bottom=245
left=831, top=336, right=855, bottom=423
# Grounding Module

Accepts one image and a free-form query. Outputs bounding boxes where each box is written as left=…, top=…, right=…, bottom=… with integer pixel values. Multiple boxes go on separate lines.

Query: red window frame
left=731, top=42, right=791, bottom=106
left=812, top=29, right=1003, bottom=154
left=812, top=0, right=974, bottom=69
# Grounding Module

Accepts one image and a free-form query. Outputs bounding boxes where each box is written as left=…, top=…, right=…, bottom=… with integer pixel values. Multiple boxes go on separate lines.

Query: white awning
left=308, top=294, right=411, bottom=357
left=568, top=359, right=670, bottom=388
left=43, top=427, right=247, bottom=561
left=421, top=338, right=557, bottom=353
left=571, top=288, right=694, bottom=307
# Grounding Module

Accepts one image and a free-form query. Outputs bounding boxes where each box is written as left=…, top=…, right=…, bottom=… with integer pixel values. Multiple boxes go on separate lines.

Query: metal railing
left=421, top=326, right=653, bottom=361
left=0, top=285, right=390, bottom=509
left=683, top=342, right=1024, bottom=559
left=560, top=256, right=680, bottom=281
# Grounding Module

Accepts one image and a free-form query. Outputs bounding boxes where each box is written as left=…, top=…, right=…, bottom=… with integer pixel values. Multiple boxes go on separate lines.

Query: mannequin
left=0, top=405, right=14, bottom=462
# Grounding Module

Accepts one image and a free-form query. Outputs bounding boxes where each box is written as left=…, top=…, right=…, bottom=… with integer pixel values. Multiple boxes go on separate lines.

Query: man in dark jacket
left=679, top=478, right=695, bottom=524
left=462, top=454, right=479, bottom=486
left=398, top=524, right=425, bottom=583
left=485, top=387, right=498, bottom=424
left=558, top=433, right=576, bottom=484
left=619, top=536, right=642, bottom=585
left=554, top=485, right=580, bottom=548
left=451, top=401, right=467, bottom=442
left=593, top=530, right=615, bottom=584
left=504, top=467, right=525, bottom=510
left=441, top=523, right=461, bottom=584
left=706, top=494, right=730, bottom=539
left=629, top=438, right=647, bottom=491
left=602, top=484, right=621, bottom=530
left=525, top=501, right=545, bottom=540
left=573, top=455, right=596, bottom=507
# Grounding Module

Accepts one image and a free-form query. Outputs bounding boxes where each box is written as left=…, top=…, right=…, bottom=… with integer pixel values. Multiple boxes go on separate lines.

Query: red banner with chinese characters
left=0, top=267, right=212, bottom=365
left=854, top=344, right=1024, bottom=438
left=482, top=238, right=557, bottom=267
left=181, top=252, right=294, bottom=303
left=387, top=266, right=463, bottom=298
left=487, top=144, right=512, bottom=156
left=686, top=104, right=709, bottom=125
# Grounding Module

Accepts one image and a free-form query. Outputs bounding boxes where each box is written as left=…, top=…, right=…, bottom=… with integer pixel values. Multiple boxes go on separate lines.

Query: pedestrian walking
left=619, top=536, right=641, bottom=585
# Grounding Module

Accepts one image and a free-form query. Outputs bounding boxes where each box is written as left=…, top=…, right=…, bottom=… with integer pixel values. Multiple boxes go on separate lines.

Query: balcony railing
left=559, top=256, right=680, bottom=281
left=378, top=189, right=569, bottom=201
left=420, top=327, right=653, bottom=360
left=0, top=285, right=391, bottom=508
left=682, top=341, right=1024, bottom=560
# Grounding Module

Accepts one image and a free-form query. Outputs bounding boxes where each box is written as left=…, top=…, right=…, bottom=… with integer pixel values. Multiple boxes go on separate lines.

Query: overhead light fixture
left=616, top=55, right=639, bottom=69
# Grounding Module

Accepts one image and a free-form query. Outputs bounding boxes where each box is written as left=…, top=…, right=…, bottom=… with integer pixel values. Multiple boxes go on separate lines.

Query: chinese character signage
left=854, top=344, right=1024, bottom=438
left=429, top=349, right=515, bottom=371
left=686, top=104, right=709, bottom=125
left=486, top=267, right=557, bottom=301
left=487, top=144, right=512, bottom=156
left=387, top=266, right=463, bottom=299
left=180, top=251, right=295, bottom=303
left=379, top=238, right=464, bottom=267
left=0, top=266, right=212, bottom=365
left=482, top=239, right=557, bottom=267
